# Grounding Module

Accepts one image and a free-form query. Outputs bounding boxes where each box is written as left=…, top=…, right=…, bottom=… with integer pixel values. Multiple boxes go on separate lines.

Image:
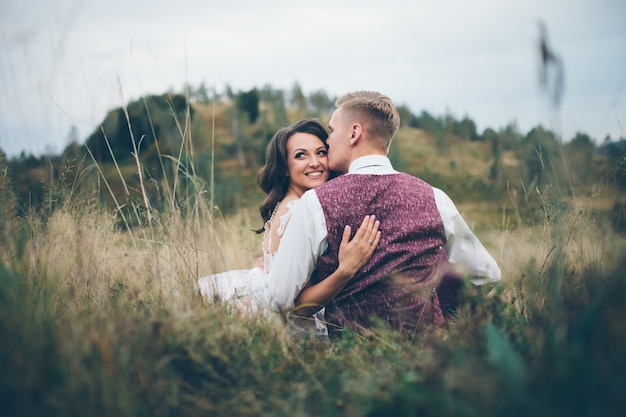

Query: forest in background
left=2, top=83, right=626, bottom=231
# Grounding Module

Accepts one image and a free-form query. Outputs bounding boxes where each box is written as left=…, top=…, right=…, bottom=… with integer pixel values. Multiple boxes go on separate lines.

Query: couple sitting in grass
left=199, top=91, right=500, bottom=338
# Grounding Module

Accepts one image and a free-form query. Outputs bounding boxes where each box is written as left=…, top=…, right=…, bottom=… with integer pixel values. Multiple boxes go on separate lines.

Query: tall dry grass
left=1, top=105, right=626, bottom=416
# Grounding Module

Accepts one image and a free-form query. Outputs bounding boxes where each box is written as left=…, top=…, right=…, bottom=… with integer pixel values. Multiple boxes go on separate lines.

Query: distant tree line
left=1, top=83, right=625, bottom=229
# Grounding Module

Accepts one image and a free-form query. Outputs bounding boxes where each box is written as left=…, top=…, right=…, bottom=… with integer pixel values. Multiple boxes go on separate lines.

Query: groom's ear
left=350, top=124, right=362, bottom=144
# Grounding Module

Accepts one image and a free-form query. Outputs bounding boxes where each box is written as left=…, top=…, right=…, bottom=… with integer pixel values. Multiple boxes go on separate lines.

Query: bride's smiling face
left=286, top=132, right=329, bottom=196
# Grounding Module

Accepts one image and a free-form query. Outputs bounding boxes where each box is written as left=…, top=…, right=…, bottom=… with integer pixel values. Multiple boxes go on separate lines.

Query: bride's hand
left=337, top=215, right=381, bottom=278
left=292, top=215, right=381, bottom=317
left=253, top=256, right=263, bottom=269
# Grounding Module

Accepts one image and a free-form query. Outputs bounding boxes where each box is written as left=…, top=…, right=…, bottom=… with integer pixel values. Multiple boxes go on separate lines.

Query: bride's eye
left=317, top=149, right=328, bottom=156
left=294, top=152, right=305, bottom=159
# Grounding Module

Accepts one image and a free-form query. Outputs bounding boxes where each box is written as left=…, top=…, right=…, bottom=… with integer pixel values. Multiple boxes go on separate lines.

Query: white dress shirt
left=251, top=155, right=501, bottom=313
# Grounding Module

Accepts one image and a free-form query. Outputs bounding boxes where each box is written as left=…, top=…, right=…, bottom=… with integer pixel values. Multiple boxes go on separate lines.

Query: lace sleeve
left=276, top=199, right=298, bottom=237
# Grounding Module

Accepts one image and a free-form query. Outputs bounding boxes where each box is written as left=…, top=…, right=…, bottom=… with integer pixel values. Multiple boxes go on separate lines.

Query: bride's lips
left=305, top=171, right=324, bottom=178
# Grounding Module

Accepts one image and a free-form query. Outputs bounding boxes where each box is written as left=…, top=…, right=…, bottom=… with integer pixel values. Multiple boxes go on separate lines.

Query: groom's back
left=314, top=173, right=446, bottom=337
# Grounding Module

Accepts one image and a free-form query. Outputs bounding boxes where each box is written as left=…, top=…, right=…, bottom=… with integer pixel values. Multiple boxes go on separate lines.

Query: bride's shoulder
left=284, top=198, right=299, bottom=211
left=275, top=197, right=300, bottom=236
left=277, top=197, right=299, bottom=214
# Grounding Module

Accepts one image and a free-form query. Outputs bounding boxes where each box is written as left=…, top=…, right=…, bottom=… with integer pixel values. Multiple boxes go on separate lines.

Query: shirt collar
left=347, top=155, right=396, bottom=174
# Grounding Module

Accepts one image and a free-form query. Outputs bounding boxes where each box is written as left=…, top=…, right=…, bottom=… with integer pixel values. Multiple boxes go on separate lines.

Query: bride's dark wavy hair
left=254, top=118, right=330, bottom=234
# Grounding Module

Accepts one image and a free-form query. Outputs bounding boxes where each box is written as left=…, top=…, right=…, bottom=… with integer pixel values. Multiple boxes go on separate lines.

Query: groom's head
left=327, top=91, right=400, bottom=172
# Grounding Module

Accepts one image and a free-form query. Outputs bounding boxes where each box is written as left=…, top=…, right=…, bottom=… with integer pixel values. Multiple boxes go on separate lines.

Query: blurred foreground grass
left=1, top=160, right=626, bottom=417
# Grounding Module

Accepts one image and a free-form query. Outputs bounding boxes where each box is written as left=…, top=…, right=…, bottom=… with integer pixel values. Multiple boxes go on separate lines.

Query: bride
left=198, top=119, right=380, bottom=333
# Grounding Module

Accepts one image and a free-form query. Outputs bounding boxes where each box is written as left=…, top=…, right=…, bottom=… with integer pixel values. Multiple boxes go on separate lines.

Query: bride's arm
left=293, top=215, right=380, bottom=317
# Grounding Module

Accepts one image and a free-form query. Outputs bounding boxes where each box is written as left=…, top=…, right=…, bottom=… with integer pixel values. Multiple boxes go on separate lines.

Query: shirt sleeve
left=266, top=190, right=328, bottom=312
left=433, top=187, right=502, bottom=285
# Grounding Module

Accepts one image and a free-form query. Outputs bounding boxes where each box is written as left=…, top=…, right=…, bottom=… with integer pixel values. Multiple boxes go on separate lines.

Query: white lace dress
left=198, top=200, right=327, bottom=335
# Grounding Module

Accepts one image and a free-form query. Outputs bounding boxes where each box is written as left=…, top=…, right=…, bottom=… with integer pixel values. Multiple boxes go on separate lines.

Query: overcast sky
left=1, top=0, right=625, bottom=157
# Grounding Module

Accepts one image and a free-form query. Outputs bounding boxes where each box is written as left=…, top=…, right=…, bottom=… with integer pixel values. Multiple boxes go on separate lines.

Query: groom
left=266, top=91, right=501, bottom=337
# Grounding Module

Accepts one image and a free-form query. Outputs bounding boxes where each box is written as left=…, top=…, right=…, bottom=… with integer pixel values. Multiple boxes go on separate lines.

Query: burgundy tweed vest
left=314, top=173, right=446, bottom=337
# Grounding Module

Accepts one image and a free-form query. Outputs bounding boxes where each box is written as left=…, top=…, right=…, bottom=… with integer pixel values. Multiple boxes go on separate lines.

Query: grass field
left=1, top=152, right=626, bottom=417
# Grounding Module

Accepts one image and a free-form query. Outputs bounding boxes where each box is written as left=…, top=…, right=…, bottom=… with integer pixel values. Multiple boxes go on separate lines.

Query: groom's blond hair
left=335, top=91, right=400, bottom=150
